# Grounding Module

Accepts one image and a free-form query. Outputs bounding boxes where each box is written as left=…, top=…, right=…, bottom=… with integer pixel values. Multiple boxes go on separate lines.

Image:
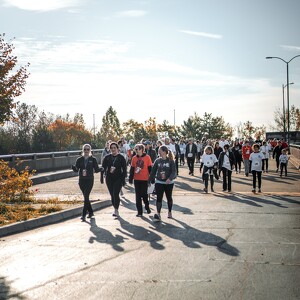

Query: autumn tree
left=122, top=119, right=144, bottom=141
left=0, top=33, right=30, bottom=124
left=273, top=105, right=300, bottom=132
left=144, top=117, right=158, bottom=141
left=157, top=120, right=175, bottom=137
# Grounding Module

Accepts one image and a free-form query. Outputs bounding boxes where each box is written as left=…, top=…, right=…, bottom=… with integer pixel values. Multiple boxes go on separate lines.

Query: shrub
left=0, top=160, right=34, bottom=202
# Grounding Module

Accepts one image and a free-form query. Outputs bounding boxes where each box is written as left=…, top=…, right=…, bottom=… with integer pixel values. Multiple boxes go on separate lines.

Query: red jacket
left=242, top=145, right=252, bottom=159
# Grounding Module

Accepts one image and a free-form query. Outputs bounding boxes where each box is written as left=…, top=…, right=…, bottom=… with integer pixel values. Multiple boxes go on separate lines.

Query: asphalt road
left=0, top=159, right=299, bottom=300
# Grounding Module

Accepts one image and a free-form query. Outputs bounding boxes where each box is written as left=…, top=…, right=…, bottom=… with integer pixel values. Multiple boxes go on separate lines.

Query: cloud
left=280, top=45, right=300, bottom=51
left=116, top=10, right=147, bottom=17
left=2, top=0, right=84, bottom=11
left=179, top=30, right=222, bottom=40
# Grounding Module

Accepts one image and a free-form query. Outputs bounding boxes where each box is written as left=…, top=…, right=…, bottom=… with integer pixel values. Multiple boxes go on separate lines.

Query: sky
left=0, top=0, right=300, bottom=134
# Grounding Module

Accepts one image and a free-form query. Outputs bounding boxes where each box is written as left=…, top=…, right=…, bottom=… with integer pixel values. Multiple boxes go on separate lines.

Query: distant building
left=266, top=131, right=300, bottom=144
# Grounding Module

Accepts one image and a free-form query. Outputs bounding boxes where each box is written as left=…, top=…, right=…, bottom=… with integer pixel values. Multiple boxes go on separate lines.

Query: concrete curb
left=0, top=200, right=111, bottom=238
left=31, top=170, right=77, bottom=185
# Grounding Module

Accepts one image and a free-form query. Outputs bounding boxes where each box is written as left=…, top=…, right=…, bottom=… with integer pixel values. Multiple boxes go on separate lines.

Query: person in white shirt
left=179, top=139, right=186, bottom=166
left=249, top=144, right=263, bottom=193
left=200, top=145, right=218, bottom=193
left=279, top=149, right=289, bottom=177
left=260, top=141, right=271, bottom=173
left=219, top=137, right=229, bottom=151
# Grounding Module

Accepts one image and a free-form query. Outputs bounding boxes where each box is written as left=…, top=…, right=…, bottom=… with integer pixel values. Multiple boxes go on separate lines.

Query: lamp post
left=282, top=82, right=294, bottom=141
left=266, top=54, right=300, bottom=144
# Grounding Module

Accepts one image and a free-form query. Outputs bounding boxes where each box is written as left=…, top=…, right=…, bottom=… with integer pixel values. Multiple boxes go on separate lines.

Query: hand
left=71, top=165, right=77, bottom=172
left=166, top=179, right=171, bottom=184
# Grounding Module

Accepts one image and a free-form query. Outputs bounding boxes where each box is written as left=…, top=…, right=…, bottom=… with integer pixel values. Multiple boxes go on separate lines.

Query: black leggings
left=106, top=177, right=122, bottom=209
left=155, top=183, right=174, bottom=213
left=203, top=174, right=214, bottom=189
left=262, top=159, right=269, bottom=171
left=79, top=178, right=94, bottom=217
left=222, top=168, right=232, bottom=191
left=252, top=171, right=262, bottom=189
left=134, top=180, right=150, bottom=215
left=280, top=163, right=287, bottom=176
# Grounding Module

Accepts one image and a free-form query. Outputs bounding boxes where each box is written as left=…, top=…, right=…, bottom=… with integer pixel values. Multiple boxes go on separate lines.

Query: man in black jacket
left=185, top=138, right=197, bottom=176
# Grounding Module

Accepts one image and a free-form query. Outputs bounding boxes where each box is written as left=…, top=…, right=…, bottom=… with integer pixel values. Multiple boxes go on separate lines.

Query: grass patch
left=0, top=198, right=82, bottom=227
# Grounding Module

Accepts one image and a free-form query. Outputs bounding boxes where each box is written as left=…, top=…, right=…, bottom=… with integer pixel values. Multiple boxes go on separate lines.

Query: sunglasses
left=84, top=148, right=90, bottom=151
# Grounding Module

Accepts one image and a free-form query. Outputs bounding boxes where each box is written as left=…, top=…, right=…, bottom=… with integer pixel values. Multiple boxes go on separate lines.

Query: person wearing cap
left=72, top=144, right=102, bottom=221
left=185, top=138, right=197, bottom=176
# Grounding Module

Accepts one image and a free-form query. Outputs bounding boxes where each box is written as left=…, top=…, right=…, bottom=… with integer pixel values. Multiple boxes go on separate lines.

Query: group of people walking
left=72, top=137, right=290, bottom=221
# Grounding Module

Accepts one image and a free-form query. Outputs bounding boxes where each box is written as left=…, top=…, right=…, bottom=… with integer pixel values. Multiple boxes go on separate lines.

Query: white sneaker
left=112, top=209, right=119, bottom=217
left=153, top=213, right=161, bottom=222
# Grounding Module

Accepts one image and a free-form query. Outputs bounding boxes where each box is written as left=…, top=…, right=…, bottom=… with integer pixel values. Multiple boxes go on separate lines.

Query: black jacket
left=102, top=153, right=127, bottom=183
left=72, top=156, right=101, bottom=179
left=218, top=151, right=236, bottom=170
left=185, top=143, right=197, bottom=159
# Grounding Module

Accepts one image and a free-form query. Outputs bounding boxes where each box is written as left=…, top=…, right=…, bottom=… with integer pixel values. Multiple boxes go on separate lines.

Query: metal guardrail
left=0, top=149, right=104, bottom=173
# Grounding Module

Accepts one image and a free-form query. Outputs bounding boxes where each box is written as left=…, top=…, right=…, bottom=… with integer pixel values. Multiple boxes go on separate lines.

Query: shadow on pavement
left=117, top=216, right=165, bottom=250
left=213, top=192, right=289, bottom=208
left=88, top=218, right=126, bottom=252
left=0, top=276, right=25, bottom=300
left=143, top=217, right=240, bottom=257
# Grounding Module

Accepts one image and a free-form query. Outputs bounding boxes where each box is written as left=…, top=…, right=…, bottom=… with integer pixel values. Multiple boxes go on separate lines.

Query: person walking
left=179, top=139, right=186, bottom=166
left=249, top=144, right=263, bottom=193
left=200, top=145, right=218, bottom=193
left=72, top=144, right=102, bottom=221
left=279, top=149, right=289, bottom=177
left=129, top=143, right=152, bottom=217
left=185, top=138, right=197, bottom=176
left=149, top=145, right=177, bottom=221
left=273, top=140, right=284, bottom=172
left=242, top=140, right=252, bottom=176
left=232, top=140, right=242, bottom=174
left=144, top=140, right=157, bottom=163
left=219, top=144, right=235, bottom=192
left=101, top=142, right=127, bottom=218
left=260, top=140, right=271, bottom=173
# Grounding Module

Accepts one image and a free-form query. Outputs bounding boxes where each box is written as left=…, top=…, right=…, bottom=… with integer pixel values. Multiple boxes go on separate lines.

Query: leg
left=210, top=175, right=214, bottom=190
left=134, top=181, right=143, bottom=215
left=222, top=168, right=227, bottom=191
left=164, top=184, right=174, bottom=212
left=262, top=159, right=265, bottom=171
left=112, top=179, right=122, bottom=210
left=280, top=163, right=283, bottom=176
left=140, top=181, right=150, bottom=213
left=228, top=170, right=232, bottom=191
left=252, top=171, right=257, bottom=189
left=155, top=183, right=164, bottom=213
left=204, top=174, right=209, bottom=190
left=265, top=159, right=269, bottom=172
left=284, top=163, right=287, bottom=176
left=257, top=171, right=262, bottom=190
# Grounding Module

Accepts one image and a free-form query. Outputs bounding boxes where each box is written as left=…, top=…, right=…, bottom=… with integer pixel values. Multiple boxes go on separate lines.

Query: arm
left=129, top=166, right=134, bottom=184
left=149, top=159, right=158, bottom=183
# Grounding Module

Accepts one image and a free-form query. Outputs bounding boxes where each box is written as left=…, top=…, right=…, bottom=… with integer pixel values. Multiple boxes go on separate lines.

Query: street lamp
left=266, top=55, right=300, bottom=144
left=282, top=82, right=294, bottom=141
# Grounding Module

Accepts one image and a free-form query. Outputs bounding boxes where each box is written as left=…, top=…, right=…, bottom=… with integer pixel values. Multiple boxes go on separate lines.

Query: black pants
left=134, top=180, right=150, bottom=215
left=155, top=183, right=174, bottom=213
left=234, top=160, right=242, bottom=172
left=262, top=159, right=269, bottom=171
left=180, top=154, right=185, bottom=165
left=175, top=156, right=179, bottom=175
left=275, top=157, right=280, bottom=169
left=106, top=177, right=122, bottom=209
left=222, top=168, right=232, bottom=191
left=252, top=170, right=262, bottom=189
left=187, top=157, right=195, bottom=174
left=203, top=174, right=214, bottom=189
left=79, top=178, right=94, bottom=217
left=280, top=163, right=287, bottom=176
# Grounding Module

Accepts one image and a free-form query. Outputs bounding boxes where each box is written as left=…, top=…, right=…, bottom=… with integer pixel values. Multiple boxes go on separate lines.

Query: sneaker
left=80, top=216, right=86, bottom=222
left=112, top=209, right=119, bottom=217
left=222, top=189, right=227, bottom=192
left=203, top=188, right=208, bottom=193
left=87, top=214, right=95, bottom=219
left=136, top=214, right=142, bottom=217
left=153, top=213, right=161, bottom=222
left=258, top=189, right=262, bottom=193
left=228, top=190, right=231, bottom=193
left=167, top=212, right=172, bottom=219
left=211, top=188, right=214, bottom=192
left=146, top=207, right=151, bottom=214
left=252, top=189, right=256, bottom=193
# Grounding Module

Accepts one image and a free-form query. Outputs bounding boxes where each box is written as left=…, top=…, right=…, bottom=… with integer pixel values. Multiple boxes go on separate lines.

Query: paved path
left=0, top=159, right=299, bottom=300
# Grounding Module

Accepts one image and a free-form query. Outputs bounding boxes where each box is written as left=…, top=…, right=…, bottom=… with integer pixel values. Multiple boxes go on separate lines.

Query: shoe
left=236, top=171, right=238, bottom=174
left=87, top=214, right=94, bottom=219
left=191, top=173, right=194, bottom=176
left=112, top=209, right=119, bottom=217
left=189, top=171, right=191, bottom=175
left=146, top=207, right=151, bottom=214
left=228, top=190, right=231, bottom=193
left=258, top=189, right=262, bottom=193
left=222, top=189, right=227, bottom=192
left=136, top=214, right=142, bottom=217
left=211, top=188, right=214, bottom=192
left=167, top=212, right=172, bottom=219
left=276, top=169, right=278, bottom=173
left=203, top=188, right=208, bottom=193
left=153, top=213, right=161, bottom=222
left=80, top=216, right=86, bottom=222
left=252, top=189, right=256, bottom=193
